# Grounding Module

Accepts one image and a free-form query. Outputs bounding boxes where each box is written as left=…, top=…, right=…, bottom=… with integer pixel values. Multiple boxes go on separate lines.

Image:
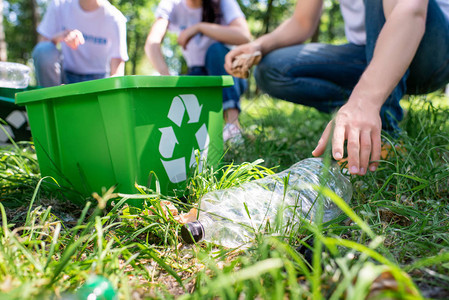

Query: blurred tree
left=319, top=0, right=345, bottom=43
left=111, top=0, right=158, bottom=75
left=0, top=0, right=7, bottom=61
left=1, top=0, right=344, bottom=73
left=3, top=0, right=41, bottom=63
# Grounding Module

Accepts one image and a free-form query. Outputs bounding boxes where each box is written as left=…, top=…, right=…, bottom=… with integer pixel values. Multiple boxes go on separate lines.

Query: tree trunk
left=262, top=0, right=274, bottom=35
left=310, top=20, right=321, bottom=43
left=131, top=31, right=141, bottom=75
left=251, top=0, right=275, bottom=96
left=327, top=0, right=339, bottom=42
left=0, top=0, right=7, bottom=61
left=30, top=0, right=40, bottom=46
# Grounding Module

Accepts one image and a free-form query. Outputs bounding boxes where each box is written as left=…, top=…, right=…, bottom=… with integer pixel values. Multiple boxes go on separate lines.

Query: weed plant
left=0, top=94, right=448, bottom=299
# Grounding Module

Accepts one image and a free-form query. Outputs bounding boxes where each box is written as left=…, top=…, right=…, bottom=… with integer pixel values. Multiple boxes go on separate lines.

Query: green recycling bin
left=15, top=75, right=232, bottom=203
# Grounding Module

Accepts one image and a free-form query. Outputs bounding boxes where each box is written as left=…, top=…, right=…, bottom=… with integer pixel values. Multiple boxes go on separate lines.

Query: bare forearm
left=110, top=58, right=124, bottom=76
left=255, top=18, right=313, bottom=55
left=349, top=2, right=427, bottom=109
left=145, top=18, right=170, bottom=75
left=197, top=22, right=250, bottom=45
left=255, top=0, right=322, bottom=55
left=145, top=43, right=170, bottom=75
left=48, top=31, right=65, bottom=44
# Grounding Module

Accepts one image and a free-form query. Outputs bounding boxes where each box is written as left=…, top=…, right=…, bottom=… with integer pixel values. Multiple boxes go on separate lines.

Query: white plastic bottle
left=0, top=62, right=30, bottom=89
left=181, top=157, right=352, bottom=248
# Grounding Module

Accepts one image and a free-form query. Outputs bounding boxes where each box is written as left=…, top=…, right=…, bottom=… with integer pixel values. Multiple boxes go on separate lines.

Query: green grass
left=0, top=93, right=448, bottom=299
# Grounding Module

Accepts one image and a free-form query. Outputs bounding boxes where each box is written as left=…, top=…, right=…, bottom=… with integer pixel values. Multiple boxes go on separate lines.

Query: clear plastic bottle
left=0, top=61, right=30, bottom=89
left=181, top=157, right=352, bottom=248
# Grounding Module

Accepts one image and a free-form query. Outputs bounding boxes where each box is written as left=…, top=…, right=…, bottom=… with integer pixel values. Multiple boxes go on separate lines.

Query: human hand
left=178, top=24, right=201, bottom=50
left=312, top=101, right=382, bottom=175
left=54, top=29, right=85, bottom=50
left=224, top=43, right=262, bottom=78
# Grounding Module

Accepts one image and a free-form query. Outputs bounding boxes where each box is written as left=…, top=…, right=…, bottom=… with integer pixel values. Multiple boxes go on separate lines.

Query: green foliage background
left=2, top=0, right=345, bottom=76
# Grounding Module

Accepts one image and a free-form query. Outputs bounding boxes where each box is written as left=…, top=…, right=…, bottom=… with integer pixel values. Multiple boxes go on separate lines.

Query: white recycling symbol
left=159, top=94, right=209, bottom=183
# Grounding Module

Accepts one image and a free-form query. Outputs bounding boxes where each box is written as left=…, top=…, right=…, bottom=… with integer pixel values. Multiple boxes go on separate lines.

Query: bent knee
left=32, top=42, right=60, bottom=66
left=205, top=42, right=228, bottom=62
left=254, top=54, right=283, bottom=90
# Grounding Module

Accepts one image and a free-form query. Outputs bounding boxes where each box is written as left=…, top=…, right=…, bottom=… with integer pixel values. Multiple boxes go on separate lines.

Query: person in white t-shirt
left=144, top=0, right=251, bottom=143
left=32, top=0, right=129, bottom=87
left=225, top=0, right=449, bottom=175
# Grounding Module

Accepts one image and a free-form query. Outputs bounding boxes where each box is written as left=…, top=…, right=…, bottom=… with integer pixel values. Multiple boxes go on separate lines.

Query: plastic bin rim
left=15, top=75, right=234, bottom=105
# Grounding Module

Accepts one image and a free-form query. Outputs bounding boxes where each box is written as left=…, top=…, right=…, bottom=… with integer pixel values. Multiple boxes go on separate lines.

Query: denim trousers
left=255, top=0, right=449, bottom=131
left=188, top=42, right=247, bottom=112
left=32, top=41, right=107, bottom=87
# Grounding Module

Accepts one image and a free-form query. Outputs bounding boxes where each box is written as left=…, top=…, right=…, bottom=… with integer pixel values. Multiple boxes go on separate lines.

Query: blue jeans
left=32, top=41, right=107, bottom=87
left=187, top=42, right=247, bottom=112
left=255, top=0, right=449, bottom=131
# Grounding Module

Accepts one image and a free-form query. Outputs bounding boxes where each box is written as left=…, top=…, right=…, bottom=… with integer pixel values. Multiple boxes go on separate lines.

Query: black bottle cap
left=181, top=221, right=204, bottom=244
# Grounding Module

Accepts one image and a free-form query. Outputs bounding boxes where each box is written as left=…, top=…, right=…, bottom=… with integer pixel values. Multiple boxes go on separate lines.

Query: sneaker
left=223, top=123, right=243, bottom=145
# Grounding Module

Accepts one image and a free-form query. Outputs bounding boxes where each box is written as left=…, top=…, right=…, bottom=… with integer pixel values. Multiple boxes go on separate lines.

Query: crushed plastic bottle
left=0, top=61, right=30, bottom=89
left=181, top=157, right=352, bottom=248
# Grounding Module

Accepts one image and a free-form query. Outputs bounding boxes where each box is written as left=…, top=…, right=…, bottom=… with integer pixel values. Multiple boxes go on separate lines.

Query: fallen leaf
left=367, top=270, right=420, bottom=299
left=175, top=208, right=198, bottom=224
left=378, top=208, right=412, bottom=226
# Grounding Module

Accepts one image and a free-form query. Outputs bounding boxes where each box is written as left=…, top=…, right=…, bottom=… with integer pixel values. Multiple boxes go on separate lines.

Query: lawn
left=0, top=92, right=448, bottom=299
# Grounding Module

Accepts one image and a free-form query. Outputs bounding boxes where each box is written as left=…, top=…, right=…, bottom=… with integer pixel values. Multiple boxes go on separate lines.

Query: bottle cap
left=181, top=221, right=204, bottom=244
